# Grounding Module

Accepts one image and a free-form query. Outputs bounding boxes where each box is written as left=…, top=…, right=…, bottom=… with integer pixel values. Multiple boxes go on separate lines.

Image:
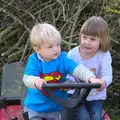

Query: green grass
left=112, top=117, right=120, bottom=120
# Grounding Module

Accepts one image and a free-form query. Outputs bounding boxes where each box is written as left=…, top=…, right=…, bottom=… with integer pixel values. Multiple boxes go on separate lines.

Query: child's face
left=80, top=34, right=101, bottom=54
left=35, top=40, right=61, bottom=61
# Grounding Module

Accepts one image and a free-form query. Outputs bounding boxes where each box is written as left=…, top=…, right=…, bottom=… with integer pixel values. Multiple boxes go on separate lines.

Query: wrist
left=89, top=77, right=96, bottom=83
left=102, top=78, right=106, bottom=87
left=34, top=78, right=39, bottom=89
left=34, top=78, right=45, bottom=89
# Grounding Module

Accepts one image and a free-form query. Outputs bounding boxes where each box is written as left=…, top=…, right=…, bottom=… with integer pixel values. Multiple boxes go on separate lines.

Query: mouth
left=84, top=47, right=90, bottom=49
left=54, top=53, right=59, bottom=56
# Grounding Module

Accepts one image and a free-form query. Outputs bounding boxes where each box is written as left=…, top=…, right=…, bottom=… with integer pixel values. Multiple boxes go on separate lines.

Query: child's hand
left=34, top=78, right=44, bottom=89
left=97, top=79, right=106, bottom=91
left=89, top=77, right=106, bottom=91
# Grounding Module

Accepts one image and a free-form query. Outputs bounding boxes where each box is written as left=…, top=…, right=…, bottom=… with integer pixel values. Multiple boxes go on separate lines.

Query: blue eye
left=57, top=44, right=60, bottom=46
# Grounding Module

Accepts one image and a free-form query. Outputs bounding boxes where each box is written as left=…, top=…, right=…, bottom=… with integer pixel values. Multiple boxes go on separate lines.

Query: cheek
left=59, top=46, right=61, bottom=51
left=94, top=42, right=100, bottom=49
left=80, top=40, right=85, bottom=47
left=45, top=50, right=51, bottom=54
left=41, top=49, right=50, bottom=55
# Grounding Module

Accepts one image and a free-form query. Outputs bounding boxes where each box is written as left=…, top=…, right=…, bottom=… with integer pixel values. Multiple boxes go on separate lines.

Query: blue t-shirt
left=24, top=52, right=78, bottom=112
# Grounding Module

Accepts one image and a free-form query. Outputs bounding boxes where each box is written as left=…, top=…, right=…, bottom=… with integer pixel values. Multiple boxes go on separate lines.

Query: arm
left=72, top=64, right=96, bottom=82
left=101, top=51, right=112, bottom=87
left=66, top=47, right=95, bottom=82
left=64, top=56, right=96, bottom=83
left=23, top=55, right=44, bottom=89
left=23, top=75, right=43, bottom=89
left=66, top=74, right=76, bottom=81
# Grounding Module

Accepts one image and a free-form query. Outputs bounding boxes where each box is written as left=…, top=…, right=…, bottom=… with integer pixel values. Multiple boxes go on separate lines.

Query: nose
left=54, top=45, right=59, bottom=51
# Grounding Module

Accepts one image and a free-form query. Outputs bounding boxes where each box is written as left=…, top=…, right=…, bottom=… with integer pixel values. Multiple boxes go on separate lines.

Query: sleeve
left=64, top=56, right=95, bottom=82
left=24, top=55, right=39, bottom=76
left=66, top=74, right=76, bottom=81
left=64, top=56, right=78, bottom=74
left=23, top=75, right=39, bottom=88
left=23, top=54, right=41, bottom=88
left=101, top=51, right=112, bottom=87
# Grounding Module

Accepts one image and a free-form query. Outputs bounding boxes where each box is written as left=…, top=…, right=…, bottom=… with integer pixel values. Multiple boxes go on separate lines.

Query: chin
left=53, top=55, right=59, bottom=59
left=53, top=56, right=58, bottom=59
left=85, top=50, right=93, bottom=53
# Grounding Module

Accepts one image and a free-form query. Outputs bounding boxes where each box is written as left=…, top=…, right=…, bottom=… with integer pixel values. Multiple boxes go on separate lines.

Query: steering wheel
left=42, top=81, right=101, bottom=108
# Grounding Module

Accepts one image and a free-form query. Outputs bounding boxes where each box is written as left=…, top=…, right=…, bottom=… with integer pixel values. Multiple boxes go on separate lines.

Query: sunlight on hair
left=30, top=23, right=61, bottom=48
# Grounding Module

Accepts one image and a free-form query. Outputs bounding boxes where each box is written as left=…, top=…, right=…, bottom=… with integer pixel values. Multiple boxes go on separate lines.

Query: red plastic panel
left=0, top=105, right=24, bottom=120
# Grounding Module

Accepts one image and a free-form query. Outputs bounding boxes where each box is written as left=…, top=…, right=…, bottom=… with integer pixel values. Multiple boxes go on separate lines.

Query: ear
left=33, top=46, right=41, bottom=54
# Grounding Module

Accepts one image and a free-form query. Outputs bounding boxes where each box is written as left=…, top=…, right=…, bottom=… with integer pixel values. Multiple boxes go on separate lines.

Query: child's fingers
left=60, top=88, right=64, bottom=91
left=60, top=88, right=71, bottom=91
left=60, top=88, right=67, bottom=91
left=97, top=84, right=105, bottom=92
left=97, top=88, right=101, bottom=92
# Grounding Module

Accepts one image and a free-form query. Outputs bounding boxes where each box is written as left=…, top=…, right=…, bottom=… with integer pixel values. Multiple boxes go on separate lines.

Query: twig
left=1, top=31, right=27, bottom=56
left=20, top=38, right=30, bottom=62
left=56, top=0, right=66, bottom=20
left=1, top=8, right=30, bottom=32
left=68, top=0, right=91, bottom=50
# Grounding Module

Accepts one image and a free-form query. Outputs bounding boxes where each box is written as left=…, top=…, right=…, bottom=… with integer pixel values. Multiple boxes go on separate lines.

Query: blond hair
left=79, top=16, right=111, bottom=52
left=30, top=23, right=61, bottom=48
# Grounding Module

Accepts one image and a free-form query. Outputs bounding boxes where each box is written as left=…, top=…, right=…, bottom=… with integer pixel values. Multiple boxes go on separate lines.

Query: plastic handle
left=42, top=83, right=101, bottom=89
left=42, top=83, right=101, bottom=108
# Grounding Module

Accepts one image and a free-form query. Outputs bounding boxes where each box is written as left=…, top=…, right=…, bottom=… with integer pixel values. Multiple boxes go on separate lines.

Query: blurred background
left=0, top=0, right=120, bottom=119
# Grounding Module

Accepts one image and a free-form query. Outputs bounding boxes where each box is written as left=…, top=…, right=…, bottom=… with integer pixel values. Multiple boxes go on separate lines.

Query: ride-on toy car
left=0, top=62, right=111, bottom=120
